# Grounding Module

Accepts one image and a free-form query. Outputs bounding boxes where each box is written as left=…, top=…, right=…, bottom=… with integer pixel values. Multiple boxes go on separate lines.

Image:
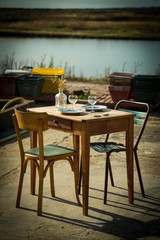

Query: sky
left=0, top=0, right=160, bottom=9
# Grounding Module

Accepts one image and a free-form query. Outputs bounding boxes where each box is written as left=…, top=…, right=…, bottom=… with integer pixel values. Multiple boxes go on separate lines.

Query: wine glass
left=68, top=95, right=78, bottom=109
left=88, top=95, right=97, bottom=112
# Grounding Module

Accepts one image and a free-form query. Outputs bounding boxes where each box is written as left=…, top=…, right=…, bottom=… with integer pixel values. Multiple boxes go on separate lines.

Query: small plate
left=82, top=105, right=107, bottom=111
left=60, top=108, right=85, bottom=115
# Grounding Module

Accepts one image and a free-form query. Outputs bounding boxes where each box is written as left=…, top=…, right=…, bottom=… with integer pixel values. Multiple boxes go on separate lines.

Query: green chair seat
left=25, top=144, right=76, bottom=157
left=90, top=142, right=125, bottom=153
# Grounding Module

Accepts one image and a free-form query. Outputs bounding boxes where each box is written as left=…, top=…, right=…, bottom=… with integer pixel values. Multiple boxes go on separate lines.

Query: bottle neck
left=58, top=88, right=63, bottom=93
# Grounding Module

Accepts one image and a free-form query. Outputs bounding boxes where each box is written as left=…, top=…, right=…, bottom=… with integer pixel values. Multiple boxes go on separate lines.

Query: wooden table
left=28, top=104, right=134, bottom=216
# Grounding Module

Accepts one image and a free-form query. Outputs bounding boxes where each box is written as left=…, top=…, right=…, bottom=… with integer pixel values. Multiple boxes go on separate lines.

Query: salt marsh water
left=0, top=37, right=160, bottom=77
left=0, top=0, right=160, bottom=9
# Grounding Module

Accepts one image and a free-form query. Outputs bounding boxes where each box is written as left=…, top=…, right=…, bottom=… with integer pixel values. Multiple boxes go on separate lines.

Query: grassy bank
left=0, top=8, right=160, bottom=39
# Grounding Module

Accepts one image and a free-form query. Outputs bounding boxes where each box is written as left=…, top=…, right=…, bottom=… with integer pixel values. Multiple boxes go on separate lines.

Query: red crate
left=108, top=85, right=131, bottom=102
left=109, top=72, right=134, bottom=78
left=108, top=72, right=134, bottom=86
left=0, top=74, right=22, bottom=97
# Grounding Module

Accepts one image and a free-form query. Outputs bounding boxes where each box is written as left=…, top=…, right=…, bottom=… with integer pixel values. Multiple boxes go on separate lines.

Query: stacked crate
left=0, top=74, right=21, bottom=97
left=132, top=75, right=160, bottom=104
left=108, top=72, right=134, bottom=103
left=32, top=68, right=64, bottom=95
left=17, top=76, right=44, bottom=97
left=0, top=71, right=30, bottom=97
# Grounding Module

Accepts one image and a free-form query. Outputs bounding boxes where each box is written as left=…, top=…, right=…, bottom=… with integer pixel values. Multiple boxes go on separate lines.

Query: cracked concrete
left=0, top=117, right=160, bottom=240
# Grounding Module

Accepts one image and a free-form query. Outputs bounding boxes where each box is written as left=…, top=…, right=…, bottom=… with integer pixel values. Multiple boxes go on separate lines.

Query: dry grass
left=0, top=8, right=160, bottom=39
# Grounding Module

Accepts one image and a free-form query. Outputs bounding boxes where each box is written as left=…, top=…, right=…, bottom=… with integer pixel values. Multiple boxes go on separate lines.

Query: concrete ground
left=0, top=115, right=160, bottom=240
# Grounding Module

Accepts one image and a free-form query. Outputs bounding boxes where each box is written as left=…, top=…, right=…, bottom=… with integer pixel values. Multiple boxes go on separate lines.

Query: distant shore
left=0, top=8, right=160, bottom=40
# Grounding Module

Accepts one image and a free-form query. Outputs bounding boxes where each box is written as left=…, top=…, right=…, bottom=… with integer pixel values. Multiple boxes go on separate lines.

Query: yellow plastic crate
left=32, top=68, right=64, bottom=94
left=40, top=77, right=58, bottom=94
left=32, top=68, right=64, bottom=76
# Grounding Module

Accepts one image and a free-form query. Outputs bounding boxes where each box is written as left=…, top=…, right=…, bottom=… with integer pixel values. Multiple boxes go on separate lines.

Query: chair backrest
left=13, top=108, right=48, bottom=132
left=114, top=100, right=150, bottom=149
left=12, top=109, right=48, bottom=156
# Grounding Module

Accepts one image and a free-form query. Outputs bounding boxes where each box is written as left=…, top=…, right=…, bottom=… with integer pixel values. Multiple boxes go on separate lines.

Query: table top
left=28, top=104, right=134, bottom=122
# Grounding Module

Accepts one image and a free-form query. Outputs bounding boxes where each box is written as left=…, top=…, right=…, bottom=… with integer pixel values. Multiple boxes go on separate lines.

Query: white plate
left=82, top=105, right=107, bottom=111
left=60, top=108, right=85, bottom=115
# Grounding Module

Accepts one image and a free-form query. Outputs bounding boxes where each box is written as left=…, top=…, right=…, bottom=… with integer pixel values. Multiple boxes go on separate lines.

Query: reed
left=1, top=54, right=159, bottom=84
left=0, top=53, right=110, bottom=83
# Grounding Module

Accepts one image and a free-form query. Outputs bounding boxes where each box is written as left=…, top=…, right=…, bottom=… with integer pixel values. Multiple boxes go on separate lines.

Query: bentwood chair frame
left=78, top=100, right=150, bottom=204
left=13, top=108, right=81, bottom=215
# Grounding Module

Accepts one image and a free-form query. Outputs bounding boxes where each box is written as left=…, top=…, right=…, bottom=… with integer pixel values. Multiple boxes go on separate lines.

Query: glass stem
left=91, top=104, right=94, bottom=112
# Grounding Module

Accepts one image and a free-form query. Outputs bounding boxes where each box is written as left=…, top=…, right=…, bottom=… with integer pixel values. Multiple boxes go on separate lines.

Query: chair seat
left=25, top=144, right=76, bottom=157
left=90, top=142, right=125, bottom=153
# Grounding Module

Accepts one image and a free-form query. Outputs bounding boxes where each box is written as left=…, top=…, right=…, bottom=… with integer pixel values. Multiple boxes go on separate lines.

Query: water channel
left=0, top=37, right=160, bottom=77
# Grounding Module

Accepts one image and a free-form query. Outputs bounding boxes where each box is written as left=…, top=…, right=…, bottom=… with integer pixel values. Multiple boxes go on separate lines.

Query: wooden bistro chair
left=13, top=108, right=81, bottom=216
left=78, top=100, right=150, bottom=204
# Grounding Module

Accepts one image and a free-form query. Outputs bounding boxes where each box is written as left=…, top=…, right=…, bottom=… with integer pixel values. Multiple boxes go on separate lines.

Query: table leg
left=30, top=131, right=37, bottom=195
left=126, top=116, right=134, bottom=204
left=72, top=134, right=80, bottom=155
left=81, top=130, right=90, bottom=216
left=73, top=134, right=80, bottom=170
left=72, top=135, right=81, bottom=206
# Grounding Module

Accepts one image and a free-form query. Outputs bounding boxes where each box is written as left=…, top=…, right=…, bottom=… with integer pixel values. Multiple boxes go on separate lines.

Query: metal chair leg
left=108, top=158, right=114, bottom=186
left=104, top=153, right=110, bottom=204
left=134, top=149, right=145, bottom=197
